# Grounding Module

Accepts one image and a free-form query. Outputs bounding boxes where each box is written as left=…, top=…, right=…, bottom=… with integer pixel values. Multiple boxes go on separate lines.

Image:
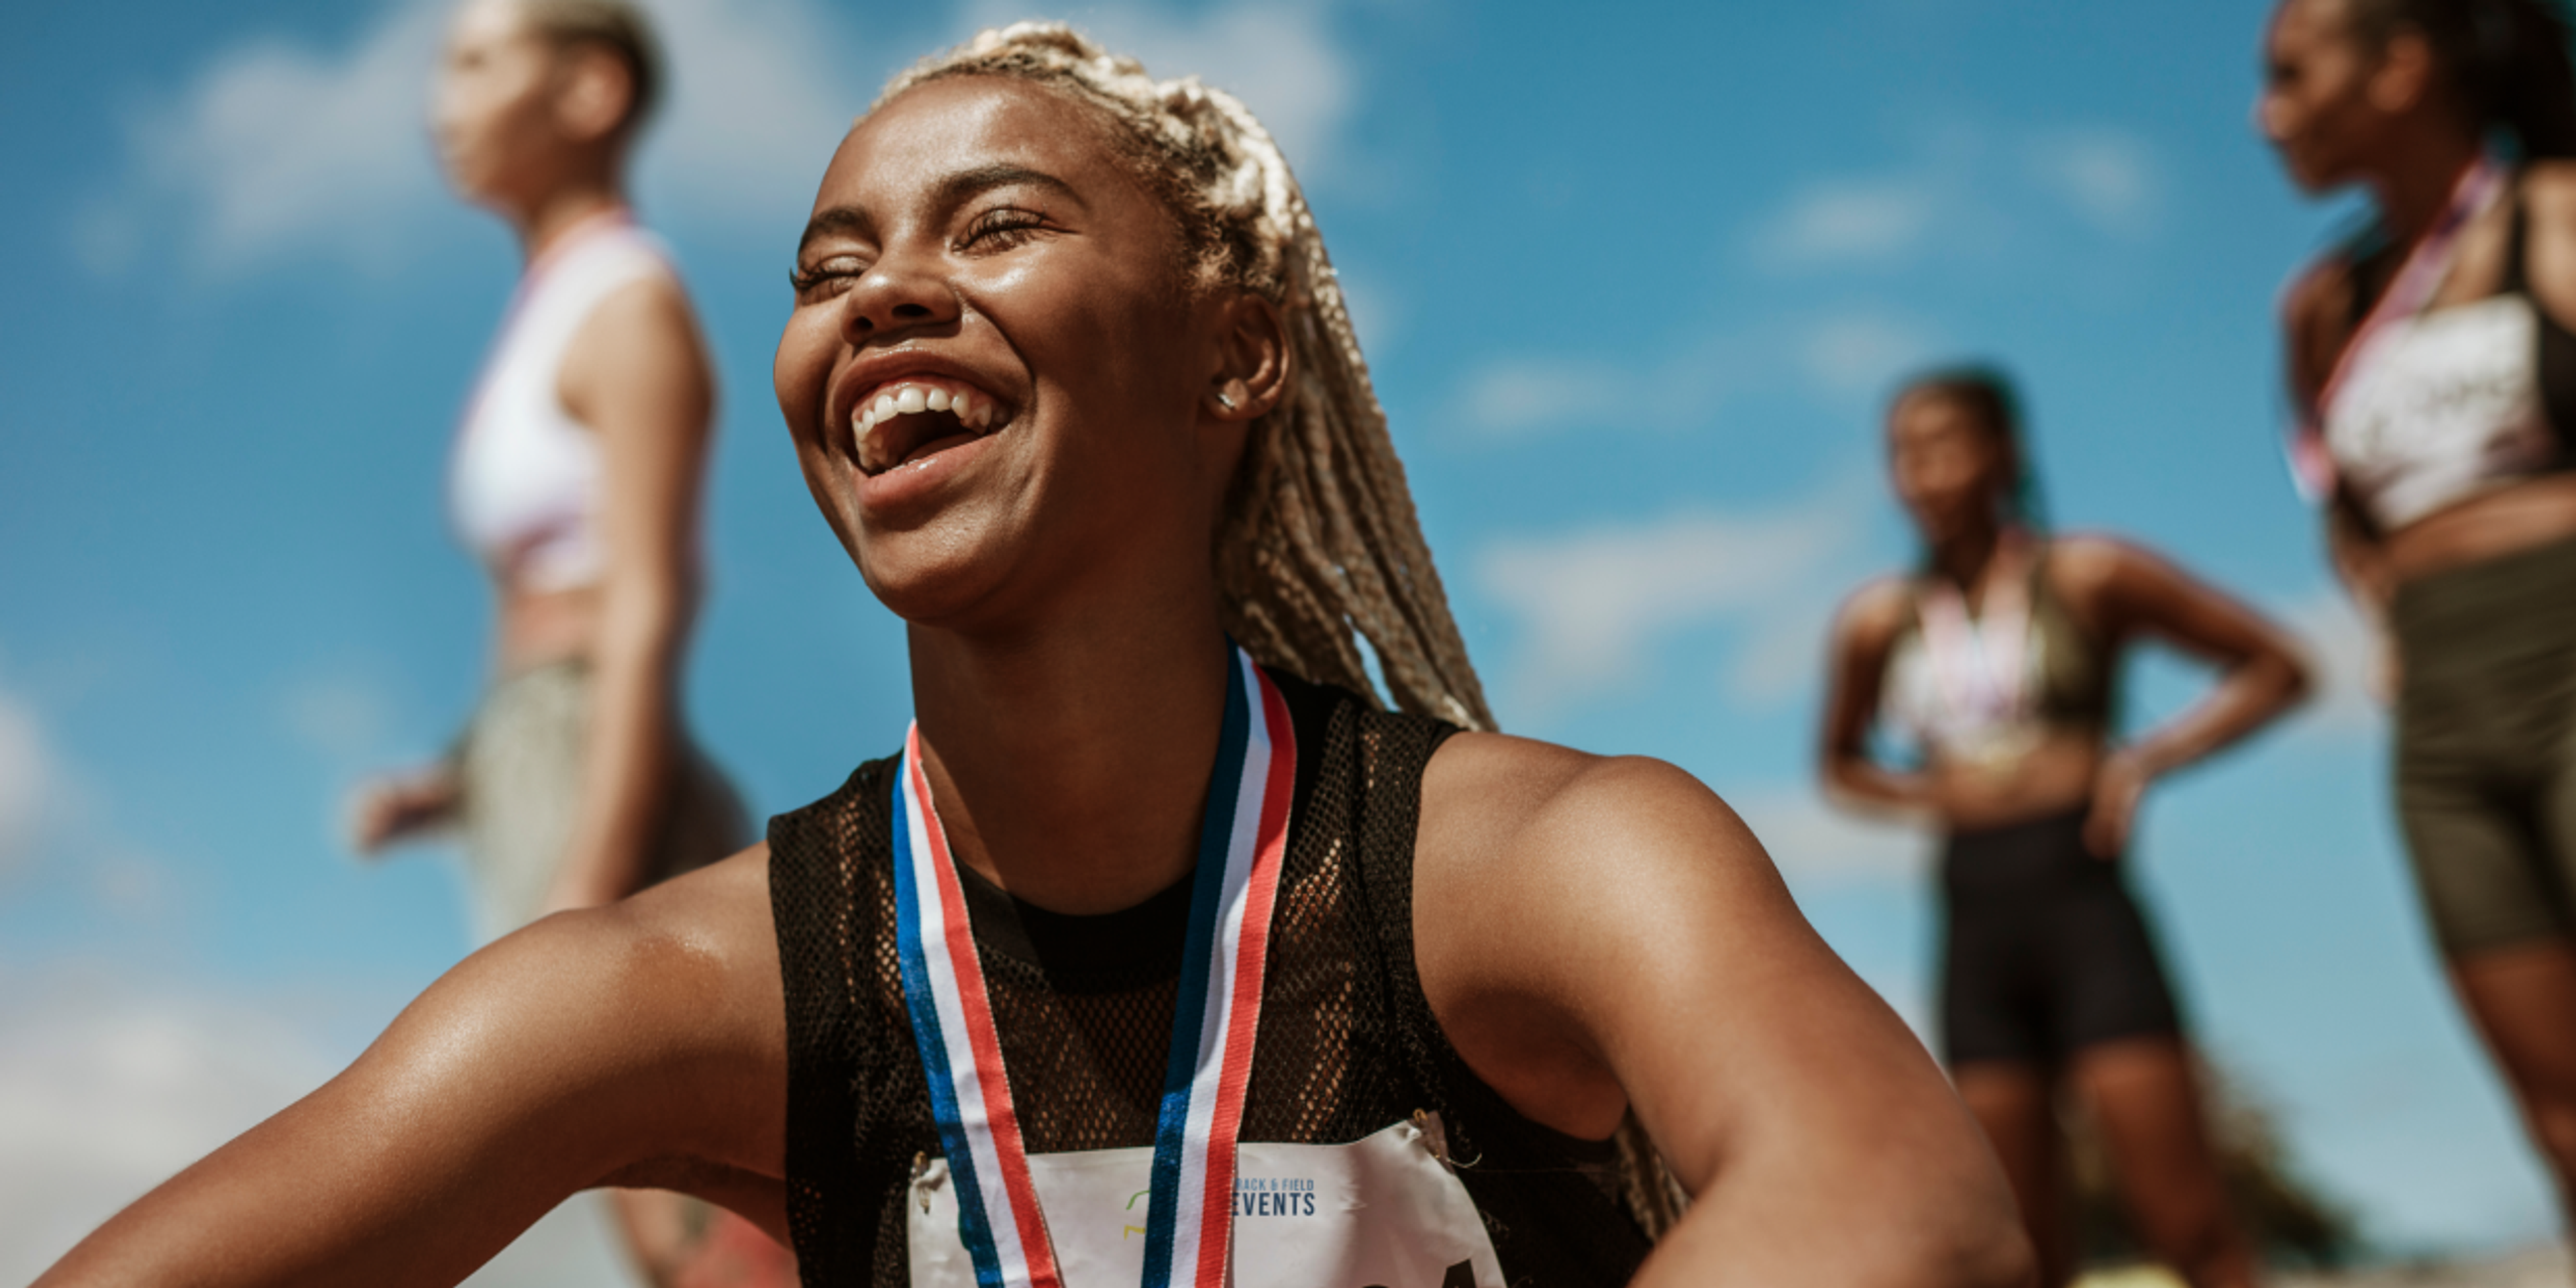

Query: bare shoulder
left=2279, top=251, right=2354, bottom=406
left=417, top=844, right=786, bottom=1165
left=2522, top=159, right=2576, bottom=217
left=1419, top=733, right=1758, bottom=873
left=1414, top=732, right=1782, bottom=987
left=2043, top=530, right=2149, bottom=592
left=559, top=270, right=711, bottom=413
left=1833, top=573, right=1917, bottom=649
left=2279, top=250, right=2351, bottom=341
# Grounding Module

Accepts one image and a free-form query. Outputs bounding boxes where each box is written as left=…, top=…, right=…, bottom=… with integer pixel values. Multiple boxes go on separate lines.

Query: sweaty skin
left=40, top=76, right=2030, bottom=1288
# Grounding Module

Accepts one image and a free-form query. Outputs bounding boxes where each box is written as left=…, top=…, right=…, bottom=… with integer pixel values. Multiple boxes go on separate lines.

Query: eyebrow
left=796, top=163, right=1087, bottom=254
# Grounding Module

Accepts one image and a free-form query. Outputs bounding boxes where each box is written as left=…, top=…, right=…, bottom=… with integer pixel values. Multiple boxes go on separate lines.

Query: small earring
left=1214, top=390, right=1238, bottom=411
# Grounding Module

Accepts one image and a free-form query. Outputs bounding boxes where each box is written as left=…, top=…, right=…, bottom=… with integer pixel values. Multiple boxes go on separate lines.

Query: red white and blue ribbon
left=2288, top=155, right=2506, bottom=500
left=892, top=642, right=1298, bottom=1288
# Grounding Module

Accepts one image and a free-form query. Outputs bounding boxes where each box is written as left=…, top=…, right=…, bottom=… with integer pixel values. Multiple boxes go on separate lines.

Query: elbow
left=2266, top=645, right=2315, bottom=714
left=1935, top=1206, right=2039, bottom=1288
left=1851, top=1189, right=2035, bottom=1288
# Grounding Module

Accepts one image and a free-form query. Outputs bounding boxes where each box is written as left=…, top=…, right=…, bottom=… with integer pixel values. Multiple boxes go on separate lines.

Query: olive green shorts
left=455, top=659, right=749, bottom=943
left=2394, top=534, right=2576, bottom=958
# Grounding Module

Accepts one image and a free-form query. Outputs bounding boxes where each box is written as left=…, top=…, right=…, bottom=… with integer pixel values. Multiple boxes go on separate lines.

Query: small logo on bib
left=1233, top=1175, right=1318, bottom=1218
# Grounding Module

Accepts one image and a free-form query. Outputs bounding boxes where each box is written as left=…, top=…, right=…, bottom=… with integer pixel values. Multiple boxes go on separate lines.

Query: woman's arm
left=34, top=850, right=786, bottom=1288
left=2061, top=537, right=2312, bottom=855
left=1419, top=741, right=2033, bottom=1287
left=545, top=274, right=718, bottom=914
left=1817, top=578, right=1939, bottom=818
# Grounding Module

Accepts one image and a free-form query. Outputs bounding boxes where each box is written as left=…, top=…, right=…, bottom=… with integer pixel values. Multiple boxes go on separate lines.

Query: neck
left=1929, top=519, right=2008, bottom=592
left=515, top=178, right=627, bottom=266
left=907, top=576, right=1238, bottom=916
left=2371, top=125, right=2484, bottom=247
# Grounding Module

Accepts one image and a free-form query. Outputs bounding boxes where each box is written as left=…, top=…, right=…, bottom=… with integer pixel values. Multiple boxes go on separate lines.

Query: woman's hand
left=2082, top=749, right=2151, bottom=859
left=347, top=768, right=462, bottom=856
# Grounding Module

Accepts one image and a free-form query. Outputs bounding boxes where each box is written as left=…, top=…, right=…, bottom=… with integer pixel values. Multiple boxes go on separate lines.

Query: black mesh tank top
left=769, top=668, right=1654, bottom=1287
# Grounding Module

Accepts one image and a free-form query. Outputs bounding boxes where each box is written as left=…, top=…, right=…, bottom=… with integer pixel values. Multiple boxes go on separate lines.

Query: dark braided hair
left=1892, top=364, right=2051, bottom=535
left=2346, top=0, right=2576, bottom=158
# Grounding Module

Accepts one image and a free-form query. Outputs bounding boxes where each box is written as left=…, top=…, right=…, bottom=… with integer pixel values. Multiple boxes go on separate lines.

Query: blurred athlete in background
left=2265, top=0, right=2576, bottom=1238
left=1821, top=368, right=2308, bottom=1287
left=345, top=2, right=788, bottom=1283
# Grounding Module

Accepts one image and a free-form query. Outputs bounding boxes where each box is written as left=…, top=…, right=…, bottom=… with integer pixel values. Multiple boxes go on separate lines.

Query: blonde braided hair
left=875, top=23, right=1495, bottom=731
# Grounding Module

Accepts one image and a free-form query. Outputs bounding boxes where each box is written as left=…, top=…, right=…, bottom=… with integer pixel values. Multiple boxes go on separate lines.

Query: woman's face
left=2257, top=0, right=2398, bottom=192
left=774, top=76, right=1245, bottom=630
left=1888, top=392, right=2008, bottom=545
left=431, top=0, right=568, bottom=209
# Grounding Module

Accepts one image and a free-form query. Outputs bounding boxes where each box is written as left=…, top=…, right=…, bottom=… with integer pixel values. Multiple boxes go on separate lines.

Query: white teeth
left=874, top=394, right=898, bottom=421
left=953, top=391, right=975, bottom=423
left=896, top=387, right=928, bottom=414
left=926, top=388, right=952, bottom=412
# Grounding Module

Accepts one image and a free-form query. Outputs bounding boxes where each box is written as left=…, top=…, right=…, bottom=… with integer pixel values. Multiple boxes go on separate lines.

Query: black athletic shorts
left=1938, top=808, right=2183, bottom=1067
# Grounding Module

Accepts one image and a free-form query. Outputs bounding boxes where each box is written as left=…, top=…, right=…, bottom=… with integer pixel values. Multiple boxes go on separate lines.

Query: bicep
left=1496, top=762, right=1966, bottom=1191
left=1820, top=592, right=1900, bottom=759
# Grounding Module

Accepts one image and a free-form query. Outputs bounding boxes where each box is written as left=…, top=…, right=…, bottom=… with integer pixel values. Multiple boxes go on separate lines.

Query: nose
left=839, top=250, right=961, bottom=343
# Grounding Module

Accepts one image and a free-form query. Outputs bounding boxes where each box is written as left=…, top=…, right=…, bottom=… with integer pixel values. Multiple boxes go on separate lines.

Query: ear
left=552, top=44, right=635, bottom=146
left=2366, top=28, right=2437, bottom=115
left=1200, top=291, right=1292, bottom=423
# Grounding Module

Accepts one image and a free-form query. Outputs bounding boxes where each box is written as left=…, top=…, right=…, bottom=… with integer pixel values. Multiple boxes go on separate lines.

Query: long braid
left=877, top=23, right=1495, bottom=731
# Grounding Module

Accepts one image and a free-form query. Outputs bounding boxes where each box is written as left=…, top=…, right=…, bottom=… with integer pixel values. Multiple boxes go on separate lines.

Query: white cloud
left=1475, top=474, right=1876, bottom=717
left=2025, top=129, right=2160, bottom=237
left=0, top=685, right=56, bottom=884
left=1799, top=312, right=1939, bottom=398
left=1754, top=176, right=1941, bottom=268
left=1450, top=309, right=1935, bottom=439
left=0, top=973, right=628, bottom=1287
left=629, top=0, right=875, bottom=228
left=1454, top=358, right=1639, bottom=438
left=954, top=0, right=1357, bottom=182
left=84, top=0, right=874, bottom=276
left=1744, top=121, right=2163, bottom=274
left=281, top=670, right=400, bottom=765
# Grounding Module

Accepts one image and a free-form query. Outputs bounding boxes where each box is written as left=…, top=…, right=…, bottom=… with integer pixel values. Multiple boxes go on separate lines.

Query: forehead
left=1890, top=392, right=1984, bottom=439
left=819, top=76, right=1136, bottom=212
left=449, top=0, right=536, bottom=50
left=2270, top=0, right=2351, bottom=50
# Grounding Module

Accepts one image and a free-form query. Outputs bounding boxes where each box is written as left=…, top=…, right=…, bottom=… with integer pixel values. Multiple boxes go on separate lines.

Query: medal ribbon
left=892, top=643, right=1298, bottom=1288
left=2289, top=155, right=2505, bottom=499
left=1917, top=539, right=2033, bottom=735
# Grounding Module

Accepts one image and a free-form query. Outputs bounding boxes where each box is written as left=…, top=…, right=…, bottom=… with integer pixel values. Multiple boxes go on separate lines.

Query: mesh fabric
left=769, top=672, right=1653, bottom=1287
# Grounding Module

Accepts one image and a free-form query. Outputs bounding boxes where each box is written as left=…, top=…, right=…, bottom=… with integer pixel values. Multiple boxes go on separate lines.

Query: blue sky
left=0, top=0, right=2550, bottom=1278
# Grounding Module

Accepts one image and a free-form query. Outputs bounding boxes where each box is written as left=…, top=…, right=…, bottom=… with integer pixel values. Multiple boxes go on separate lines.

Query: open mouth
left=851, top=378, right=1004, bottom=476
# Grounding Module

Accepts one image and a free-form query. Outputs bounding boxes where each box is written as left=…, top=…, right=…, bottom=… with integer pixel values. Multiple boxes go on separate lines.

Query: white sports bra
left=2324, top=294, right=2557, bottom=530
left=449, top=215, right=673, bottom=592
left=2316, top=170, right=2573, bottom=531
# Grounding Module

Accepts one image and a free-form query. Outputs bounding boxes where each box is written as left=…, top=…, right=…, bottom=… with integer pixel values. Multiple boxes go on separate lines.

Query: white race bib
left=908, top=1117, right=1503, bottom=1288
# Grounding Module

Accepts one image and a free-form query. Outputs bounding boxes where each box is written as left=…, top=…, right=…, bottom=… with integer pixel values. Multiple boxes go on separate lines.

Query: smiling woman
left=34, top=23, right=2030, bottom=1288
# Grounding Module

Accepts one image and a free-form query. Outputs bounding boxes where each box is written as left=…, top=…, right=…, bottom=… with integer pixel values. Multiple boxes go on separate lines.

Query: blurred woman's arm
left=34, top=851, right=786, bottom=1288
left=2060, top=537, right=2312, bottom=855
left=1817, top=578, right=1939, bottom=818
left=545, top=274, right=717, bottom=914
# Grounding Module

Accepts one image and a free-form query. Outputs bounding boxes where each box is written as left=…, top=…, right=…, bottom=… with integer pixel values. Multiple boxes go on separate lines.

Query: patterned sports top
left=767, top=669, right=1656, bottom=1287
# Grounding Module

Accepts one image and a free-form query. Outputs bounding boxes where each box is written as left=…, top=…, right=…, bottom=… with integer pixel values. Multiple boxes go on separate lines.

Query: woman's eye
left=789, top=258, right=866, bottom=298
left=961, top=209, right=1051, bottom=253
